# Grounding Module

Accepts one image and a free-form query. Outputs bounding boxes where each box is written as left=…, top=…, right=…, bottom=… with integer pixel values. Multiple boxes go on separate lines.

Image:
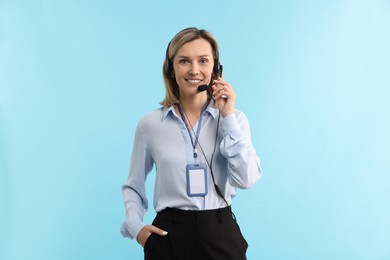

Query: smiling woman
left=120, top=27, right=262, bottom=260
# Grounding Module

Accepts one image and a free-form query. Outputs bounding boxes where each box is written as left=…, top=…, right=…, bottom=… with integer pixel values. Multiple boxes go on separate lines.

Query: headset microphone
left=197, top=84, right=228, bottom=99
left=197, top=65, right=224, bottom=96
left=197, top=84, right=209, bottom=92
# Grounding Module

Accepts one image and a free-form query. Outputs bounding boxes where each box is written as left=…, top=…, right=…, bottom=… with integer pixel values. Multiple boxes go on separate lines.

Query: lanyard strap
left=177, top=99, right=210, bottom=159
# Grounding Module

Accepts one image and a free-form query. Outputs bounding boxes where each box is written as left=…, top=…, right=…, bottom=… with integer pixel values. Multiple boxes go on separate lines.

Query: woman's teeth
left=187, top=79, right=202, bottom=84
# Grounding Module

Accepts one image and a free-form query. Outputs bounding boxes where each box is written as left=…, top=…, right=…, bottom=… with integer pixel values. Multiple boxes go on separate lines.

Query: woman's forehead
left=175, top=39, right=213, bottom=58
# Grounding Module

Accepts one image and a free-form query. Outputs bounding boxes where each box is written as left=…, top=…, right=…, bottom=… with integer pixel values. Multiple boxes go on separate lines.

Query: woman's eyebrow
left=175, top=54, right=211, bottom=59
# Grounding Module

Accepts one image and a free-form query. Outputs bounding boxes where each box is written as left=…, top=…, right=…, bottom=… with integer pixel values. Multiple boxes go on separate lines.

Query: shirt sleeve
left=219, top=112, right=262, bottom=189
left=120, top=120, right=154, bottom=239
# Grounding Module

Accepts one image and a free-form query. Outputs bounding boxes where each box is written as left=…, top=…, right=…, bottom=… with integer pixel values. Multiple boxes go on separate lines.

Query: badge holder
left=186, top=164, right=208, bottom=197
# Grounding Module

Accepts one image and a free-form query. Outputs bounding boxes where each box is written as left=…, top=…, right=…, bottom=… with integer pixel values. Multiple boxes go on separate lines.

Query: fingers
left=136, top=225, right=168, bottom=248
left=149, top=225, right=168, bottom=236
left=211, top=77, right=236, bottom=117
left=212, top=78, right=234, bottom=100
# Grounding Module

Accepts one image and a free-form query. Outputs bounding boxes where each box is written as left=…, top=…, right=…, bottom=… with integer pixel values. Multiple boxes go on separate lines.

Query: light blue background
left=1, top=0, right=390, bottom=259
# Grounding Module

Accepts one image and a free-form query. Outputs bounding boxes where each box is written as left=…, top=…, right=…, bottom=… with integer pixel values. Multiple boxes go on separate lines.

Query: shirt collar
left=163, top=105, right=175, bottom=119
left=162, top=99, right=219, bottom=120
left=205, top=99, right=219, bottom=118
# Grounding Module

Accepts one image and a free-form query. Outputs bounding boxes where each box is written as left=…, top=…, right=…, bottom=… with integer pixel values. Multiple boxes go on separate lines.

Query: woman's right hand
left=136, top=225, right=168, bottom=247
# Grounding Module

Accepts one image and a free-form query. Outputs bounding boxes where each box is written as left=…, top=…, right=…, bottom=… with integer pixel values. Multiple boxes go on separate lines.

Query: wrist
left=222, top=111, right=234, bottom=117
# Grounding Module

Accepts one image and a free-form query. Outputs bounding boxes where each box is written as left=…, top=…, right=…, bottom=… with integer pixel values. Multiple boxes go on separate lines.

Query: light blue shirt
left=121, top=100, right=261, bottom=239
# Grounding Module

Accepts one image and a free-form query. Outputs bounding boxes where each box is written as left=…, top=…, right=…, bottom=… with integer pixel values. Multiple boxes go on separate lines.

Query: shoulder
left=138, top=107, right=165, bottom=127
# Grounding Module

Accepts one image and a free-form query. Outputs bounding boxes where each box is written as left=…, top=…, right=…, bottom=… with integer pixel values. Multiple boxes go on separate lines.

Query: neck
left=179, top=93, right=208, bottom=115
left=176, top=93, right=209, bottom=130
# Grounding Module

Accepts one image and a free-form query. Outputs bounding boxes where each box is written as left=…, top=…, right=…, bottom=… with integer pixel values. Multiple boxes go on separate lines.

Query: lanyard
left=177, top=99, right=210, bottom=159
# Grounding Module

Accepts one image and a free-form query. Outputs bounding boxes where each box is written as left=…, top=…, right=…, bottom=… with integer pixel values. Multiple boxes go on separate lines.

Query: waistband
left=156, top=206, right=235, bottom=225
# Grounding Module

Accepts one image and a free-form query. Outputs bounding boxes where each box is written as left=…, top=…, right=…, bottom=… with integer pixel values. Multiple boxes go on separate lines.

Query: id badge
left=186, top=164, right=208, bottom=197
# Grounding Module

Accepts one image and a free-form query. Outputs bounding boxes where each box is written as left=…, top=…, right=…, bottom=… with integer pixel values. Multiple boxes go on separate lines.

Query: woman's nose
left=188, top=63, right=199, bottom=75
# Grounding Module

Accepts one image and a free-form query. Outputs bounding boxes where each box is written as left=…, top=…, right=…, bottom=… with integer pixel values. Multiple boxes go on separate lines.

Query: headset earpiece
left=213, top=59, right=219, bottom=78
left=213, top=59, right=223, bottom=79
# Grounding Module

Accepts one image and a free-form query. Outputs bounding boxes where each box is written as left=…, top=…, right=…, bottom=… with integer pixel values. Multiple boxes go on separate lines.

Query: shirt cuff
left=120, top=217, right=146, bottom=240
left=220, top=114, right=241, bottom=137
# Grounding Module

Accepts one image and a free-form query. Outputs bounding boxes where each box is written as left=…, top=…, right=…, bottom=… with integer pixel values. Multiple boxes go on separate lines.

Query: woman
left=121, top=27, right=261, bottom=260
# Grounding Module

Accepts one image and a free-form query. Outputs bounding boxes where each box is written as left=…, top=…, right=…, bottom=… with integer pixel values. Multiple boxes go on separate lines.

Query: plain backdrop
left=1, top=0, right=390, bottom=259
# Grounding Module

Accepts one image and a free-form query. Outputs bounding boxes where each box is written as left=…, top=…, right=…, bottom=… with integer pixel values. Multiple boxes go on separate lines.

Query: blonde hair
left=160, top=27, right=219, bottom=107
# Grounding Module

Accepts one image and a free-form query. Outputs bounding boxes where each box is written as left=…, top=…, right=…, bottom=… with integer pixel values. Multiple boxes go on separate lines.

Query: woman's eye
left=179, top=59, right=189, bottom=64
left=200, top=59, right=208, bottom=64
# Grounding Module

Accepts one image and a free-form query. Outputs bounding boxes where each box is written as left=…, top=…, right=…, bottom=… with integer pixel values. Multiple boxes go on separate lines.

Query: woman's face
left=172, top=38, right=214, bottom=98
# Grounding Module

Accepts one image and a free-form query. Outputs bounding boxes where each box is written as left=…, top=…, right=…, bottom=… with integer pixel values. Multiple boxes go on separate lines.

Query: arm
left=120, top=121, right=153, bottom=239
left=120, top=120, right=168, bottom=245
left=219, top=112, right=261, bottom=189
left=211, top=78, right=261, bottom=189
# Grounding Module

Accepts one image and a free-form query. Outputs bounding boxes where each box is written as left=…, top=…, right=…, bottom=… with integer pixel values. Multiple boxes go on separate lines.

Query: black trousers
left=144, top=206, right=248, bottom=260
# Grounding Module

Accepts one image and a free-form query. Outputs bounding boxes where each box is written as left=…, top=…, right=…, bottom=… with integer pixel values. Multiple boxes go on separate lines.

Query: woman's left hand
left=212, top=77, right=236, bottom=117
